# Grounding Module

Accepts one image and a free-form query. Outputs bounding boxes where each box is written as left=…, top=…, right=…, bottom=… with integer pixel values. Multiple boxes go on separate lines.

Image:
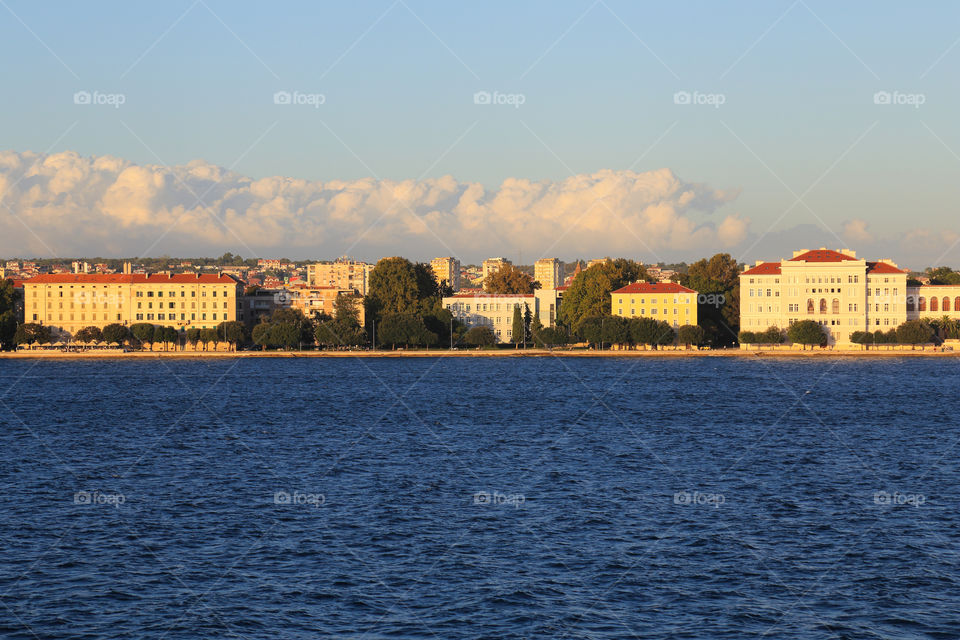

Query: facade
left=430, top=257, right=461, bottom=291
left=443, top=289, right=560, bottom=343
left=23, top=273, right=242, bottom=336
left=482, top=257, right=511, bottom=284
left=610, top=282, right=698, bottom=328
left=907, top=285, right=960, bottom=320
left=282, top=285, right=365, bottom=325
left=739, top=248, right=910, bottom=345
left=306, top=258, right=373, bottom=295
left=534, top=258, right=565, bottom=290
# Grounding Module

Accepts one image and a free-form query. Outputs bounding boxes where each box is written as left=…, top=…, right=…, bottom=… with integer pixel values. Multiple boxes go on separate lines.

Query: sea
left=0, top=356, right=957, bottom=639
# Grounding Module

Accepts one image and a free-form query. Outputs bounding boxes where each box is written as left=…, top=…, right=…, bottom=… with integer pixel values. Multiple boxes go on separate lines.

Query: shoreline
left=0, top=348, right=954, bottom=359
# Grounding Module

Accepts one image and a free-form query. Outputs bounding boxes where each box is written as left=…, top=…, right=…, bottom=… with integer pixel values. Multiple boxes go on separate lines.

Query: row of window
left=908, top=296, right=960, bottom=312
left=135, top=313, right=221, bottom=321
left=616, top=308, right=689, bottom=316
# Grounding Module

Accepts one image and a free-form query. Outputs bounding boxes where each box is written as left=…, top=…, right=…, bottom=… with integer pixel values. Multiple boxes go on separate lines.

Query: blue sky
left=1, top=1, right=959, bottom=266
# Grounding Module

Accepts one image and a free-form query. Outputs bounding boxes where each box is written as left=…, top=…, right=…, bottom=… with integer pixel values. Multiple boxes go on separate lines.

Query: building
left=482, top=257, right=511, bottom=284
left=443, top=289, right=560, bottom=343
left=534, top=258, right=565, bottom=290
left=23, top=273, right=242, bottom=337
left=610, top=282, right=698, bottom=328
left=430, top=257, right=461, bottom=291
left=282, top=285, right=365, bottom=325
left=306, top=258, right=373, bottom=295
left=587, top=258, right=611, bottom=269
left=739, top=248, right=911, bottom=345
left=906, top=285, right=960, bottom=321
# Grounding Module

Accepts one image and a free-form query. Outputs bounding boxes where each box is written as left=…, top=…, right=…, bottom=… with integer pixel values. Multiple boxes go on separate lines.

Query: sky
left=1, top=1, right=959, bottom=269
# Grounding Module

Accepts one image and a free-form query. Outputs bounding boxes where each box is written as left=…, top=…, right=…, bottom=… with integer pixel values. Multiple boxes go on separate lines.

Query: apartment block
left=430, top=257, right=461, bottom=291
left=534, top=258, right=564, bottom=290
left=482, top=257, right=511, bottom=284
left=24, top=273, right=242, bottom=336
left=306, top=258, right=373, bottom=295
left=610, top=282, right=698, bottom=328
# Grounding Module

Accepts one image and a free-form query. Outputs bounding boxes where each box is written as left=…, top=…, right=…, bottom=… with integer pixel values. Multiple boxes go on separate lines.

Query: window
left=931, top=297, right=939, bottom=312
left=919, top=297, right=926, bottom=311
left=832, top=299, right=839, bottom=314
left=820, top=299, right=827, bottom=314
left=807, top=299, right=814, bottom=314
left=943, top=297, right=951, bottom=312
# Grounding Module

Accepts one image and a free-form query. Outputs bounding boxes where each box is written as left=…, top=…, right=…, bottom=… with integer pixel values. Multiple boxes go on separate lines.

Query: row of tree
left=14, top=320, right=248, bottom=351
left=739, top=319, right=939, bottom=348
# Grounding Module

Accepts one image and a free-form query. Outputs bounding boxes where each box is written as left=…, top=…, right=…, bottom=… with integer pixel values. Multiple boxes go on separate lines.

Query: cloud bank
left=0, top=150, right=745, bottom=261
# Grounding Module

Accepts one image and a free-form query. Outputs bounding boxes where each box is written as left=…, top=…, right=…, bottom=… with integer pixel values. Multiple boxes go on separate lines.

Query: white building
left=739, top=248, right=910, bottom=345
left=443, top=289, right=560, bottom=343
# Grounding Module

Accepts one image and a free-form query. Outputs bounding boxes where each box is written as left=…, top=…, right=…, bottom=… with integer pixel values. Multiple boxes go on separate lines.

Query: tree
left=511, top=306, right=524, bottom=347
left=485, top=264, right=538, bottom=295
left=366, top=257, right=438, bottom=321
left=217, top=321, right=247, bottom=350
left=13, top=323, right=52, bottom=346
left=102, top=323, right=130, bottom=346
left=680, top=253, right=740, bottom=346
left=130, top=323, right=155, bottom=350
left=927, top=267, right=960, bottom=285
left=377, top=313, right=436, bottom=349
left=534, top=326, right=568, bottom=347
left=529, top=316, right=544, bottom=346
left=159, top=326, right=179, bottom=351
left=559, top=259, right=647, bottom=331
left=185, top=327, right=202, bottom=350
left=678, top=324, right=705, bottom=348
left=896, top=320, right=934, bottom=346
left=464, top=326, right=496, bottom=347
left=579, top=316, right=604, bottom=347
left=601, top=315, right=630, bottom=348
left=199, top=328, right=219, bottom=351
left=0, top=279, right=19, bottom=350
left=757, top=325, right=784, bottom=344
left=629, top=317, right=674, bottom=349
left=251, top=323, right=272, bottom=350
left=787, top=320, right=826, bottom=348
left=74, top=326, right=103, bottom=344
left=738, top=330, right=757, bottom=344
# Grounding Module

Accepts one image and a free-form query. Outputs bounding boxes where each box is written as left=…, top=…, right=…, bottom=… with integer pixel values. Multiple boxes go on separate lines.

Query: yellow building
left=610, top=282, right=698, bottom=328
left=306, top=258, right=373, bottom=295
left=23, top=273, right=241, bottom=336
left=534, top=258, right=564, bottom=290
left=430, top=257, right=461, bottom=291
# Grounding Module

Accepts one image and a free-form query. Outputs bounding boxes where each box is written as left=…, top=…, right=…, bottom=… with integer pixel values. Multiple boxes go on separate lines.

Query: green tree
left=559, top=259, right=647, bottom=331
left=199, top=328, right=219, bottom=351
left=511, top=305, right=524, bottom=347
left=268, top=308, right=314, bottom=347
left=529, top=316, right=544, bottom=346
left=629, top=317, right=674, bottom=349
left=927, top=267, right=960, bottom=285
left=160, top=326, right=180, bottom=351
left=102, top=323, right=130, bottom=346
left=377, top=313, right=437, bottom=349
left=366, top=257, right=438, bottom=320
left=758, top=325, right=784, bottom=344
left=896, top=320, right=935, bottom=346
left=251, top=323, right=272, bottom=350
left=0, top=279, right=19, bottom=349
left=601, top=315, right=630, bottom=347
left=678, top=324, right=705, bottom=348
left=185, top=327, right=202, bottom=350
left=74, top=326, right=103, bottom=344
left=217, top=321, right=247, bottom=350
left=13, top=323, right=52, bottom=346
left=738, top=330, right=757, bottom=344
left=464, top=326, right=496, bottom=347
left=485, top=264, right=538, bottom=295
left=130, top=323, right=155, bottom=350
left=679, top=253, right=740, bottom=346
left=787, top=320, right=826, bottom=348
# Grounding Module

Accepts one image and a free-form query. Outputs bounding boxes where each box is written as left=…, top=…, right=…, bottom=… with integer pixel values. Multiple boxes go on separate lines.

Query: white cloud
left=0, top=150, right=745, bottom=260
left=842, top=218, right=874, bottom=244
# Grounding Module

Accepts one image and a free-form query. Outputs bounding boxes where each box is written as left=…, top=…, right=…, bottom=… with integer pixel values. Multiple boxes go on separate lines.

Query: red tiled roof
left=741, top=262, right=782, bottom=276
left=611, top=282, right=695, bottom=294
left=24, top=273, right=238, bottom=284
left=447, top=292, right=535, bottom=298
left=866, top=261, right=907, bottom=274
left=789, top=249, right=858, bottom=262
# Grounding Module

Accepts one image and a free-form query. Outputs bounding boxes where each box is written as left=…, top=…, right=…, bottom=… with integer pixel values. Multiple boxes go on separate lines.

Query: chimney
left=122, top=261, right=131, bottom=274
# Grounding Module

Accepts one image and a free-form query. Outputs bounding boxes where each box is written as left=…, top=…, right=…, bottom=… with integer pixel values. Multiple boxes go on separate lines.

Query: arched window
left=943, top=297, right=951, bottom=312
left=955, top=297, right=960, bottom=313
left=807, top=299, right=814, bottom=314
left=819, top=298, right=827, bottom=314
left=907, top=296, right=915, bottom=312
left=832, top=298, right=840, bottom=314
left=919, top=297, right=926, bottom=312
left=931, top=297, right=939, bottom=312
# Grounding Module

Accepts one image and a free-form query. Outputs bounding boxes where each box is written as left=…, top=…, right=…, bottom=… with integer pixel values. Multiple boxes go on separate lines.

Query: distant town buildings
left=611, top=282, right=698, bottom=328
left=430, top=257, right=461, bottom=291
left=306, top=258, right=373, bottom=295
left=534, top=258, right=564, bottom=290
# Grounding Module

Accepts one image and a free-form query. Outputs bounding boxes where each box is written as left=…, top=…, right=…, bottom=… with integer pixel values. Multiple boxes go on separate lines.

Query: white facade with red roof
left=739, top=248, right=909, bottom=345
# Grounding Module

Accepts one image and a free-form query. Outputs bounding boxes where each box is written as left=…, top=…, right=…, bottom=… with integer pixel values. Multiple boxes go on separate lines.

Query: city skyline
left=2, top=2, right=960, bottom=267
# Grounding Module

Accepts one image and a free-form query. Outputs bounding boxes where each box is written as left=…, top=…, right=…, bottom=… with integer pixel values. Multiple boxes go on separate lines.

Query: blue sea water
left=0, top=356, right=958, bottom=639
